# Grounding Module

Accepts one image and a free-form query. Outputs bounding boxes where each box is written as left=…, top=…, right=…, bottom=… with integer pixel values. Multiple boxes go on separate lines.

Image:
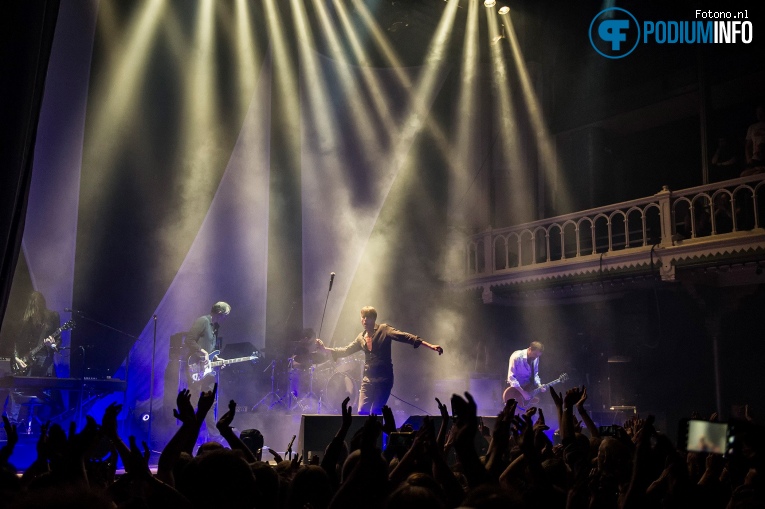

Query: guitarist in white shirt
left=185, top=301, right=230, bottom=439
left=506, top=341, right=545, bottom=406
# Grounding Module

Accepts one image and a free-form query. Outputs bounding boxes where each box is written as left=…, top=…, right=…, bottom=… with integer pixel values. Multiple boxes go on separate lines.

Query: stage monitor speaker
left=298, top=415, right=381, bottom=462
left=404, top=415, right=497, bottom=431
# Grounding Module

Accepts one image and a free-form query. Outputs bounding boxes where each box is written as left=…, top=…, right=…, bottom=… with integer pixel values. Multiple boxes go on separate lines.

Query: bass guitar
left=188, top=349, right=262, bottom=382
left=12, top=320, right=75, bottom=375
left=502, top=372, right=569, bottom=407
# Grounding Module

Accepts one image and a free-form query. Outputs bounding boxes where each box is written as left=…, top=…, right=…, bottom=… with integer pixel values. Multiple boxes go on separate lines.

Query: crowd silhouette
left=0, top=383, right=761, bottom=509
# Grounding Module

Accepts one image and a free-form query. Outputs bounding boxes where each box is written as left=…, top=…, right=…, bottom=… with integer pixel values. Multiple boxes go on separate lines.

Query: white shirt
left=507, top=348, right=541, bottom=388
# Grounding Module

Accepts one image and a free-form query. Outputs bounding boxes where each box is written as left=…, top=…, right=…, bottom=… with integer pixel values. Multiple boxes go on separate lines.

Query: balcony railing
left=462, top=174, right=765, bottom=290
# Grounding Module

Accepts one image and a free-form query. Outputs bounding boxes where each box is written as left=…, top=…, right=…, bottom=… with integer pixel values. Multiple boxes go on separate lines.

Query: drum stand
left=297, top=364, right=322, bottom=414
left=252, top=360, right=286, bottom=411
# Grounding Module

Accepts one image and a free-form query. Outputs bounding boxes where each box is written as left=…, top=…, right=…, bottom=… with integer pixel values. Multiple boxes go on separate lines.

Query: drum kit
left=252, top=337, right=363, bottom=414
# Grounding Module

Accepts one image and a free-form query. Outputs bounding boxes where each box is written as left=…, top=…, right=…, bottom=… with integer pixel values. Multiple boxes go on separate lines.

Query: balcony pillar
left=655, top=185, right=674, bottom=248
left=482, top=227, right=493, bottom=275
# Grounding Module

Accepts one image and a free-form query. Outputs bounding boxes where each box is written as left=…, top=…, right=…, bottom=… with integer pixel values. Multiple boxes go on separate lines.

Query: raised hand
left=436, top=397, right=449, bottom=421
left=36, top=421, right=50, bottom=460
left=549, top=386, right=563, bottom=409
left=196, top=383, right=218, bottom=423
left=101, top=402, right=123, bottom=439
left=0, top=414, right=18, bottom=463
left=268, top=448, right=283, bottom=463
left=173, top=389, right=195, bottom=424
left=534, top=407, right=549, bottom=432
left=361, top=414, right=382, bottom=451
left=434, top=397, right=451, bottom=450
left=519, top=412, right=536, bottom=457
left=290, top=453, right=302, bottom=472
left=340, top=397, right=352, bottom=433
left=216, top=400, right=237, bottom=434
left=382, top=405, right=397, bottom=435
left=575, top=386, right=588, bottom=411
left=69, top=415, right=101, bottom=459
left=563, top=387, right=583, bottom=409
left=46, top=423, right=68, bottom=463
left=125, top=435, right=151, bottom=477
left=451, top=392, right=478, bottom=450
left=504, top=398, right=518, bottom=416
left=443, top=421, right=458, bottom=451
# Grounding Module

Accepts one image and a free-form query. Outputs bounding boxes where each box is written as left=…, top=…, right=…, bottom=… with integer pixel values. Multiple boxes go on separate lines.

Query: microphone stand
left=148, top=315, right=157, bottom=452
left=317, top=275, right=334, bottom=341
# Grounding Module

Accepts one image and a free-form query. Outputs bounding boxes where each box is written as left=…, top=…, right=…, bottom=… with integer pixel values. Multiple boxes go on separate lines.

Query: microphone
left=329, top=272, right=335, bottom=291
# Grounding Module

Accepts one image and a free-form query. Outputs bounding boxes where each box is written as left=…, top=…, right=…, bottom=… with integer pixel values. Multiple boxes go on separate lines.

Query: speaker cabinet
left=403, top=415, right=497, bottom=433
left=298, top=415, right=381, bottom=462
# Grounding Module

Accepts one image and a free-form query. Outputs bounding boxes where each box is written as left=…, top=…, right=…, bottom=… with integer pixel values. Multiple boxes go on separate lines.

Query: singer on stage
left=316, top=306, right=443, bottom=415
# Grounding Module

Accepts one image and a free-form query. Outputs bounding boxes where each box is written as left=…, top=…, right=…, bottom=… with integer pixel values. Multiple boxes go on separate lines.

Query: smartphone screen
left=684, top=420, right=728, bottom=454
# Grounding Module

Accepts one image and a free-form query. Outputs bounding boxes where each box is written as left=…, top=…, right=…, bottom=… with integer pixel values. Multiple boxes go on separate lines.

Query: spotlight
left=498, top=6, right=509, bottom=15
left=140, top=413, right=151, bottom=422
left=484, top=0, right=496, bottom=6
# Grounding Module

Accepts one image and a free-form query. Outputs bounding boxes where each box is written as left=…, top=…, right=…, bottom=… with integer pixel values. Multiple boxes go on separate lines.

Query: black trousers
left=357, top=377, right=393, bottom=415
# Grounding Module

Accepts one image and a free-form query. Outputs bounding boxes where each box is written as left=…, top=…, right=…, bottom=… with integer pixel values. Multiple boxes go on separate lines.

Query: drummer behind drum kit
left=252, top=339, right=364, bottom=414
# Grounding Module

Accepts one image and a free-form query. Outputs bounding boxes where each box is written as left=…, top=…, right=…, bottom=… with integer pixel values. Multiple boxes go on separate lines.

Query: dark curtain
left=0, top=0, right=60, bottom=326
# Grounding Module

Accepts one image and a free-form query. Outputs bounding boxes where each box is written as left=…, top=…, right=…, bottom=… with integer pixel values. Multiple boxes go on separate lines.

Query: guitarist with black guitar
left=8, top=291, right=66, bottom=429
left=185, top=301, right=231, bottom=440
left=12, top=291, right=62, bottom=377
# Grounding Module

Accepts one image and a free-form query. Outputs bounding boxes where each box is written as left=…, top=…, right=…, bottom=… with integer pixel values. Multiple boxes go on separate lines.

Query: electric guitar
left=503, top=372, right=569, bottom=407
left=188, top=349, right=262, bottom=382
left=12, top=320, right=75, bottom=375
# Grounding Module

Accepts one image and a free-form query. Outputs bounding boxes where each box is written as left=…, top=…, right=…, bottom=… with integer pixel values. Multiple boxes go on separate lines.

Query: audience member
left=0, top=386, right=761, bottom=509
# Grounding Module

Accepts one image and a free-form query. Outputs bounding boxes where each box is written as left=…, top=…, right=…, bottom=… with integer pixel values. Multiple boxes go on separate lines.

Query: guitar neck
left=209, top=356, right=254, bottom=368
left=531, top=378, right=563, bottom=396
left=28, top=328, right=62, bottom=356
